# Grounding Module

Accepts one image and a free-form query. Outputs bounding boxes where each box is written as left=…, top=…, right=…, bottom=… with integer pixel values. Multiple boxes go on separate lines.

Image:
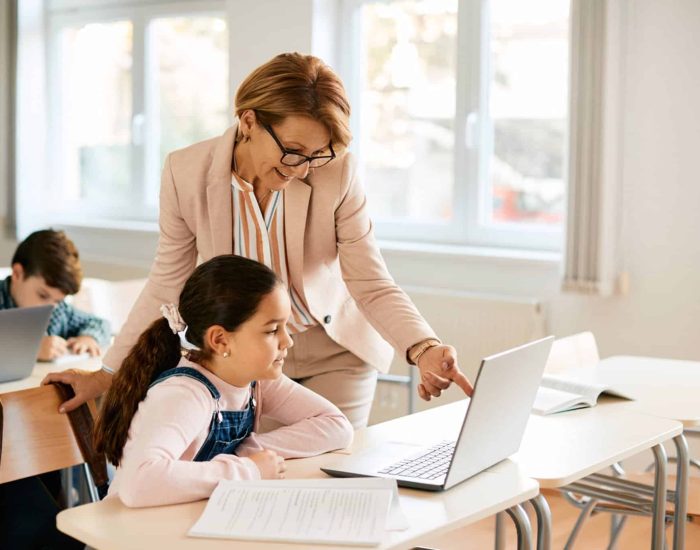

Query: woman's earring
left=244, top=135, right=251, bottom=143
left=222, top=351, right=230, bottom=358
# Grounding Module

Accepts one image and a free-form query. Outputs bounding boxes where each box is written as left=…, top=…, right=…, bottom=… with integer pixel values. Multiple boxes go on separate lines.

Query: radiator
left=370, top=286, right=545, bottom=424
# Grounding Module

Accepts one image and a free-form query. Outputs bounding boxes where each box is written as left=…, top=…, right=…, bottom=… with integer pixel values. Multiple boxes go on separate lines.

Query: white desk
left=58, top=414, right=539, bottom=550
left=553, top=355, right=699, bottom=549
left=597, top=356, right=700, bottom=428
left=360, top=398, right=682, bottom=550
left=0, top=356, right=102, bottom=394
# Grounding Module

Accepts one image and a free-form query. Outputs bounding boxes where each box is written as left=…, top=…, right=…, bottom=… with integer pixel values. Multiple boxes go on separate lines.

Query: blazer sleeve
left=102, top=154, right=198, bottom=371
left=334, top=155, right=438, bottom=357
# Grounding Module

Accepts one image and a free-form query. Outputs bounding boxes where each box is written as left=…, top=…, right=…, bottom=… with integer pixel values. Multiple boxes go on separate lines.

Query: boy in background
left=0, top=229, right=109, bottom=549
left=0, top=228, right=110, bottom=360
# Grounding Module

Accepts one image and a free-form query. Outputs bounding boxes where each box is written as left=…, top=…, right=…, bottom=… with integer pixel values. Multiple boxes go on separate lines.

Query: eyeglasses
left=262, top=123, right=336, bottom=168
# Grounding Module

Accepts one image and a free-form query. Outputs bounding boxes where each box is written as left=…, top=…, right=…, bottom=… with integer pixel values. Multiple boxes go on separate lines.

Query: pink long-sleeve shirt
left=108, top=360, right=353, bottom=507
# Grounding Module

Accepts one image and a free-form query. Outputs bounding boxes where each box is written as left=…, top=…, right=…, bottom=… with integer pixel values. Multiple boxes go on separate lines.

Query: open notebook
left=533, top=373, right=633, bottom=415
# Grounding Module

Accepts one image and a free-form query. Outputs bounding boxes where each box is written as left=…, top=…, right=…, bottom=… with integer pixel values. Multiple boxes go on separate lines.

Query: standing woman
left=45, top=52, right=472, bottom=428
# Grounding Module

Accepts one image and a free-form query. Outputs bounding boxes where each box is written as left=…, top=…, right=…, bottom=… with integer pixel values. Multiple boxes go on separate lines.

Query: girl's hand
left=249, top=449, right=286, bottom=479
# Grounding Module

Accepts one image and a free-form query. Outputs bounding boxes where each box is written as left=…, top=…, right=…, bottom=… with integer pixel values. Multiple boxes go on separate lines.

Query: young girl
left=94, top=255, right=353, bottom=507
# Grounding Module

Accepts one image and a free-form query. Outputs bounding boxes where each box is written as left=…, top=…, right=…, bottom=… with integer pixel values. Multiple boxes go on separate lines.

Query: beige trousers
left=281, top=325, right=378, bottom=429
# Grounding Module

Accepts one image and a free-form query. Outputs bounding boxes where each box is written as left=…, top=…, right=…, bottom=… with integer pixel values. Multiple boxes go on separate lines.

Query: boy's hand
left=38, top=335, right=68, bottom=361
left=67, top=335, right=101, bottom=357
left=41, top=368, right=113, bottom=413
left=249, top=449, right=286, bottom=479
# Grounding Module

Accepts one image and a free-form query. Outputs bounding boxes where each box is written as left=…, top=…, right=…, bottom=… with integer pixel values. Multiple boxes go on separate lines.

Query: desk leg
left=530, top=494, right=551, bottom=550
left=651, top=444, right=668, bottom=550
left=672, top=434, right=689, bottom=550
left=505, top=504, right=533, bottom=550
left=494, top=512, right=505, bottom=550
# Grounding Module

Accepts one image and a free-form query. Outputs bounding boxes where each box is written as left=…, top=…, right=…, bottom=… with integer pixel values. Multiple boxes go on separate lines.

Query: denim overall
left=149, top=367, right=256, bottom=461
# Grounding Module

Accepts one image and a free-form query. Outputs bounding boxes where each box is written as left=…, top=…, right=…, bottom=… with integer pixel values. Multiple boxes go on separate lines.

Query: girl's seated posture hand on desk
left=93, top=255, right=353, bottom=508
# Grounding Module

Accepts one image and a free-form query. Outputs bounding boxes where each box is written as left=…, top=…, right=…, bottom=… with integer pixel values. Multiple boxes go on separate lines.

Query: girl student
left=94, top=255, right=353, bottom=507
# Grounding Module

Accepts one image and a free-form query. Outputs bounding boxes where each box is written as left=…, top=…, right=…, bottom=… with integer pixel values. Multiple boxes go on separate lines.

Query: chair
left=0, top=382, right=108, bottom=500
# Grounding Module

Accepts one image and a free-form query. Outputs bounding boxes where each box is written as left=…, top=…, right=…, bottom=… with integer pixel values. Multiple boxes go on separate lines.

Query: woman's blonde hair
left=235, top=52, right=352, bottom=151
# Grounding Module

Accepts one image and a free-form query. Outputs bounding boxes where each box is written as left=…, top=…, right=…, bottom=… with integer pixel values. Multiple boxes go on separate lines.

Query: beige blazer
left=103, top=125, right=436, bottom=373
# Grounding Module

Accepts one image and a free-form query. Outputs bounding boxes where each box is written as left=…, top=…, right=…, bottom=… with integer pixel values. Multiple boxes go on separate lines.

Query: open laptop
left=322, top=336, right=553, bottom=491
left=0, top=305, right=54, bottom=383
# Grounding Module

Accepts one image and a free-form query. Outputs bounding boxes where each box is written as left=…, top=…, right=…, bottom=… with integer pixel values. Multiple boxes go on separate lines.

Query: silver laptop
left=0, top=305, right=54, bottom=383
left=321, top=336, right=553, bottom=491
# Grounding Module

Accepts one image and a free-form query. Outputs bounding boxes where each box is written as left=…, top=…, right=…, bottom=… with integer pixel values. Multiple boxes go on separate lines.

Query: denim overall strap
left=150, top=368, right=257, bottom=462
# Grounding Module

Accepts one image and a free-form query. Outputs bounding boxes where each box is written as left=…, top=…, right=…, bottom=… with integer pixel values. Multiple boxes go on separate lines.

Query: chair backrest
left=0, top=383, right=108, bottom=487
left=545, top=331, right=600, bottom=374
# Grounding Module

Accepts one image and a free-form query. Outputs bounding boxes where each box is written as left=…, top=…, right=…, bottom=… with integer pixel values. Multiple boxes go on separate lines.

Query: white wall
left=547, top=0, right=700, bottom=361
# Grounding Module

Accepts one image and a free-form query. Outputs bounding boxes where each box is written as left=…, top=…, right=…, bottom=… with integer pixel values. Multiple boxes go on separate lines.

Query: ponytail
left=94, top=318, right=180, bottom=466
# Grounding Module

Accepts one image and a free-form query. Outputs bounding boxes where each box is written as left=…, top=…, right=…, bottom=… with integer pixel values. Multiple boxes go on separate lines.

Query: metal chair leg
left=564, top=497, right=598, bottom=550
left=82, top=462, right=100, bottom=503
left=606, top=515, right=627, bottom=550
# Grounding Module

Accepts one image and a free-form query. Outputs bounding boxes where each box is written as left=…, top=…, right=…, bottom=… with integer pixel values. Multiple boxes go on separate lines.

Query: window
left=47, top=1, right=229, bottom=223
left=342, top=0, right=569, bottom=250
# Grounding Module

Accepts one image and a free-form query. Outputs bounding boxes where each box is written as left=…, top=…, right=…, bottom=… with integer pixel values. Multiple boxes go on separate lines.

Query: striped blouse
left=231, top=173, right=315, bottom=334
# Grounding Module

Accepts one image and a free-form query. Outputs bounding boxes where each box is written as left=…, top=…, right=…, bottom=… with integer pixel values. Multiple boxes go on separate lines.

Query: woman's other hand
left=41, top=368, right=113, bottom=412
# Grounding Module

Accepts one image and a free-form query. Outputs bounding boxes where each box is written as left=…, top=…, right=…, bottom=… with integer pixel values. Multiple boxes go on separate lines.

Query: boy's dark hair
left=94, top=255, right=283, bottom=466
left=11, top=229, right=83, bottom=295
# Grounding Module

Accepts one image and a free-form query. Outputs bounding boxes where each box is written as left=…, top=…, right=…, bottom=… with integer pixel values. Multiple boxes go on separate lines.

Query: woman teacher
left=45, top=52, right=472, bottom=428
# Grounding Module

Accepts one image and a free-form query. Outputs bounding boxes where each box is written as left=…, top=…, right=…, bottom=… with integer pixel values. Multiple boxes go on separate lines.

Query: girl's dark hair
left=95, top=255, right=281, bottom=466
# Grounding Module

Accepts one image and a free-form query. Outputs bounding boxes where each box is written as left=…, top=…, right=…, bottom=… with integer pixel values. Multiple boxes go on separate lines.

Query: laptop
left=0, top=305, right=54, bottom=383
left=321, top=336, right=554, bottom=491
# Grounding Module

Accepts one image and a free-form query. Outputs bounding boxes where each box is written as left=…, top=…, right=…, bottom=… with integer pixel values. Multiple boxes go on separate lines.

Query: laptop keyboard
left=378, top=441, right=455, bottom=480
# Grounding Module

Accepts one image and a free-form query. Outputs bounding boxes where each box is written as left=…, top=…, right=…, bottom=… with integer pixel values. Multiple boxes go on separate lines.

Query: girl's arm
left=116, top=381, right=260, bottom=508
left=236, top=375, right=353, bottom=459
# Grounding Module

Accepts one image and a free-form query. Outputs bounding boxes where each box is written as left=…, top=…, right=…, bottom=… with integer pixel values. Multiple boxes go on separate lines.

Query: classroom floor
left=425, top=491, right=700, bottom=549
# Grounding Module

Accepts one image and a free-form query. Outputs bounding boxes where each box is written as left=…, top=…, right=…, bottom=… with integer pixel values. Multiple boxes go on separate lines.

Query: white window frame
left=45, top=0, right=229, bottom=225
left=338, top=0, right=567, bottom=252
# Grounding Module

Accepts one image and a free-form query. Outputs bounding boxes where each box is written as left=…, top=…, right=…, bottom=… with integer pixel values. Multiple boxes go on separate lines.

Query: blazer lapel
left=205, top=125, right=238, bottom=257
left=285, top=179, right=311, bottom=294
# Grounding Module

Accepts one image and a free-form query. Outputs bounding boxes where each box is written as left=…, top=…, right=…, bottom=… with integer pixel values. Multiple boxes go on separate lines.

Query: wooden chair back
left=0, top=383, right=108, bottom=488
left=545, top=331, right=600, bottom=374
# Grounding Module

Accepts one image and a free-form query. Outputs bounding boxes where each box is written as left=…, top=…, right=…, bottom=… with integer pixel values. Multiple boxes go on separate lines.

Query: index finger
left=449, top=370, right=474, bottom=397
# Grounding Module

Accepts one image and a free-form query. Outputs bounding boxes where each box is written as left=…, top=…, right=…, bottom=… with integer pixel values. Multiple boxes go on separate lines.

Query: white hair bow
left=160, top=303, right=200, bottom=351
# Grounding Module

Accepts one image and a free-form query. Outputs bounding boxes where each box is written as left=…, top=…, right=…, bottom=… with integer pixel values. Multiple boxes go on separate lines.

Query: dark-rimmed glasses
left=262, top=123, right=335, bottom=168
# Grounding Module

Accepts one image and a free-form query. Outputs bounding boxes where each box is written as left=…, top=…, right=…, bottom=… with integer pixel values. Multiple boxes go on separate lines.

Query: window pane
left=360, top=0, right=457, bottom=223
left=486, top=0, right=569, bottom=227
left=149, top=15, right=229, bottom=207
left=59, top=21, right=133, bottom=207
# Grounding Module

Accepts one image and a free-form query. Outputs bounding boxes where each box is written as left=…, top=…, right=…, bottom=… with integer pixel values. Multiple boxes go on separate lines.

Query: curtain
left=563, top=0, right=627, bottom=296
